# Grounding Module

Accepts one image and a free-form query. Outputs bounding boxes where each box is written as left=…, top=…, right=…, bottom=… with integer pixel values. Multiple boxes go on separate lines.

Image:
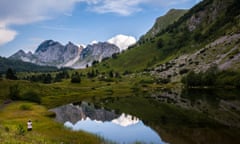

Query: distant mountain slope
left=95, top=0, right=240, bottom=75
left=0, top=57, right=58, bottom=73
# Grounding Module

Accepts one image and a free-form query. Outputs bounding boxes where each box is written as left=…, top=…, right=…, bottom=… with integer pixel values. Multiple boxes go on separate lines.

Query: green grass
left=0, top=72, right=167, bottom=108
left=0, top=102, right=101, bottom=144
left=144, top=9, right=187, bottom=39
left=96, top=41, right=164, bottom=72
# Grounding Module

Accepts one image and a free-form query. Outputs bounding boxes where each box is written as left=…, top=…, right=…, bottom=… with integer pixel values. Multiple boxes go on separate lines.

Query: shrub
left=179, top=69, right=189, bottom=75
left=157, top=39, right=164, bottom=49
left=71, top=72, right=81, bottom=83
left=4, top=126, right=10, bottom=132
left=157, top=78, right=170, bottom=84
left=9, top=84, right=20, bottom=100
left=43, top=73, right=52, bottom=84
left=19, top=104, right=32, bottom=110
left=44, top=111, right=56, bottom=118
left=6, top=68, right=17, bottom=80
left=22, top=90, right=41, bottom=104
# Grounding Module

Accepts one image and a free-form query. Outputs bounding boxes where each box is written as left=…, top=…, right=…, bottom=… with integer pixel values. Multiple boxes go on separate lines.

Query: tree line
left=3, top=68, right=72, bottom=84
left=2, top=68, right=123, bottom=84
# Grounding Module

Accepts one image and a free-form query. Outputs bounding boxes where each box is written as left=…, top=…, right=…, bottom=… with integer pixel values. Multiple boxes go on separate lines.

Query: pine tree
left=6, top=68, right=17, bottom=80
left=71, top=72, right=81, bottom=83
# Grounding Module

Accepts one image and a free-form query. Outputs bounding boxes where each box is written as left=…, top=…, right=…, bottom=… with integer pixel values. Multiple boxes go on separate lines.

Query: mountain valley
left=0, top=0, right=240, bottom=143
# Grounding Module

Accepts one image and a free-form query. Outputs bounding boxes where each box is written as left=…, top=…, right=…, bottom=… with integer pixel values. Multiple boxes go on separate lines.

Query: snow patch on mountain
left=90, top=40, right=99, bottom=45
left=78, top=44, right=86, bottom=48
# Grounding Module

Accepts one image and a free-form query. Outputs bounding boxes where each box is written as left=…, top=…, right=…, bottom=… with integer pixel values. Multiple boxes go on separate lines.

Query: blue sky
left=0, top=0, right=201, bottom=57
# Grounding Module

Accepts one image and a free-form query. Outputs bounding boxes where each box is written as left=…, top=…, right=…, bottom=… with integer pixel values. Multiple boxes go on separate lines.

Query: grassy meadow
left=1, top=70, right=168, bottom=108
left=0, top=102, right=101, bottom=144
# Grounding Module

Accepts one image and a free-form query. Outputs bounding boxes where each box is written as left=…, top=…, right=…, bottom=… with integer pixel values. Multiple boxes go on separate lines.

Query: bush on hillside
left=9, top=84, right=20, bottom=100
left=71, top=72, right=81, bottom=83
left=54, top=71, right=70, bottom=82
left=22, top=90, right=41, bottom=104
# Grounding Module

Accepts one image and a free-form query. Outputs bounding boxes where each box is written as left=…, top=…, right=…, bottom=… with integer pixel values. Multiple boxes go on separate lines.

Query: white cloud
left=107, top=34, right=136, bottom=51
left=87, top=0, right=195, bottom=16
left=0, top=26, right=17, bottom=46
left=90, top=0, right=144, bottom=16
left=0, top=0, right=82, bottom=46
left=0, top=0, right=82, bottom=25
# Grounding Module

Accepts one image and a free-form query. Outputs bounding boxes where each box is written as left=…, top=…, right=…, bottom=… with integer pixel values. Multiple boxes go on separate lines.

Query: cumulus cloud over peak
left=107, top=34, right=136, bottom=51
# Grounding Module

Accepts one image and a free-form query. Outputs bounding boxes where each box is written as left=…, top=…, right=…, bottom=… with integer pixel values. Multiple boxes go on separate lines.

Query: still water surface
left=51, top=102, right=166, bottom=143
left=51, top=88, right=240, bottom=144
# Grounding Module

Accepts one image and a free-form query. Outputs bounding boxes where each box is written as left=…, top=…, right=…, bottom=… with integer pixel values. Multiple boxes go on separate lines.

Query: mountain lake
left=51, top=88, right=240, bottom=144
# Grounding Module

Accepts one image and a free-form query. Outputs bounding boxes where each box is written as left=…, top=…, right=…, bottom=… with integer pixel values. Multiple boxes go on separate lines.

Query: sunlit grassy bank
left=0, top=102, right=101, bottom=144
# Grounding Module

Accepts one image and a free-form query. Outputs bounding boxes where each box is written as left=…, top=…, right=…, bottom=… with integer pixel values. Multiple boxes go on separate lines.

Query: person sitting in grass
left=27, top=120, right=32, bottom=131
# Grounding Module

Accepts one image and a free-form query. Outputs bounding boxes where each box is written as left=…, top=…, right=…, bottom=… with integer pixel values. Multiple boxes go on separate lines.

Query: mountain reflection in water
left=51, top=102, right=166, bottom=144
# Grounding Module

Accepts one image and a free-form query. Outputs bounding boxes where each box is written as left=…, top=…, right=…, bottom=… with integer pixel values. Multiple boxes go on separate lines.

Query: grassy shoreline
left=0, top=101, right=101, bottom=144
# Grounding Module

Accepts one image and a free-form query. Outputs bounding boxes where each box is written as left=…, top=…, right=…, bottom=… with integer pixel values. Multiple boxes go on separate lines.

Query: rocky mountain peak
left=69, top=42, right=120, bottom=69
left=9, top=50, right=26, bottom=59
left=8, top=39, right=122, bottom=69
left=35, top=40, right=61, bottom=53
left=16, top=49, right=26, bottom=55
left=81, top=42, right=120, bottom=60
left=27, top=51, right=33, bottom=55
left=9, top=49, right=34, bottom=63
left=66, top=41, right=75, bottom=46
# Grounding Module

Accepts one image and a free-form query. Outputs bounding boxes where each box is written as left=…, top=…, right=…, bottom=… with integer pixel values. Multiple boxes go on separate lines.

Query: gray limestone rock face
left=72, top=42, right=120, bottom=69
left=34, top=40, right=81, bottom=66
left=9, top=40, right=120, bottom=69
